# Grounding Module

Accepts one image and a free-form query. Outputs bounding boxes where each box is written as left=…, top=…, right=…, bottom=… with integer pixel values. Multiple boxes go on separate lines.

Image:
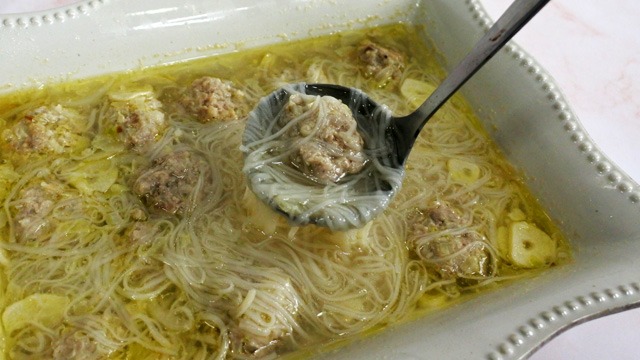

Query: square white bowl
left=1, top=0, right=639, bottom=359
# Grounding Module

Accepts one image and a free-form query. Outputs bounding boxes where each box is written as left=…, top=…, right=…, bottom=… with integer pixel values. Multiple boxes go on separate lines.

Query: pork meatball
left=12, top=181, right=64, bottom=241
left=52, top=330, right=102, bottom=360
left=230, top=273, right=301, bottom=357
left=180, top=76, right=245, bottom=123
left=423, top=202, right=464, bottom=228
left=357, top=40, right=405, bottom=86
left=133, top=149, right=213, bottom=215
left=107, top=91, right=166, bottom=152
left=280, top=93, right=367, bottom=184
left=3, top=104, right=88, bottom=154
left=411, top=203, right=492, bottom=280
left=126, top=221, right=156, bottom=245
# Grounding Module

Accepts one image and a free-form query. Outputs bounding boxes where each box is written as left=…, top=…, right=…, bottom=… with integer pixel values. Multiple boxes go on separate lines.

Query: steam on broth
left=0, top=24, right=569, bottom=359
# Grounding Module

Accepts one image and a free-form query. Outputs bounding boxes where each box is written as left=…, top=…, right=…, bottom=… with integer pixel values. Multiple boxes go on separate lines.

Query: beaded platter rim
left=466, top=0, right=638, bottom=205
left=0, top=0, right=107, bottom=28
left=465, top=0, right=640, bottom=359
left=2, top=0, right=640, bottom=359
left=485, top=282, right=640, bottom=360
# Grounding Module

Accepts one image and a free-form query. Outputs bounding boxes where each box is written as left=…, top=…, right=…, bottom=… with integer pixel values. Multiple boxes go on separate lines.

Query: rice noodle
left=0, top=24, right=568, bottom=359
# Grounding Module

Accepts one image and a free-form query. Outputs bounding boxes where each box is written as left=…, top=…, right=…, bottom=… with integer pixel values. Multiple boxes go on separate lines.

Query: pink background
left=2, top=1, right=639, bottom=359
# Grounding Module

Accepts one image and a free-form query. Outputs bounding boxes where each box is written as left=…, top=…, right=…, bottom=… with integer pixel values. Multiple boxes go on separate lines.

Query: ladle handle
left=398, top=0, right=550, bottom=139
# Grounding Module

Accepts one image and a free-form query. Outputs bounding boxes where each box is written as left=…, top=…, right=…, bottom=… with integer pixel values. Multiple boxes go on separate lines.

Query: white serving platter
left=1, top=1, right=639, bottom=359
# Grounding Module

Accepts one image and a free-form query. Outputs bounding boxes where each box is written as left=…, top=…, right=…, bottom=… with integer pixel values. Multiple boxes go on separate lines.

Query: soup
left=0, top=24, right=570, bottom=359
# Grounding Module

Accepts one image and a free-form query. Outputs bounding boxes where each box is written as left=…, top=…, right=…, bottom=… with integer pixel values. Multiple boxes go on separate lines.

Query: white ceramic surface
left=1, top=1, right=639, bottom=359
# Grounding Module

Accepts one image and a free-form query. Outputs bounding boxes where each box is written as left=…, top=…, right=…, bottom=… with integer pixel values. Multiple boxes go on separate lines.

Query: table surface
left=1, top=0, right=639, bottom=359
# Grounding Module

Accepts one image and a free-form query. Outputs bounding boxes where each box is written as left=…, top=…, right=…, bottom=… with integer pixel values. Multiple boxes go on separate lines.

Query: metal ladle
left=242, top=0, right=550, bottom=230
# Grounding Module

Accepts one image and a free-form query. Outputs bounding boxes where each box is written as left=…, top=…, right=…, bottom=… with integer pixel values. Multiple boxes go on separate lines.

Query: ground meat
left=4, top=104, right=87, bottom=154
left=13, top=181, right=63, bottom=241
left=357, top=40, right=405, bottom=86
left=180, top=76, right=245, bottom=123
left=127, top=221, right=155, bottom=245
left=417, top=232, right=490, bottom=279
left=424, top=202, right=464, bottom=228
left=280, top=93, right=367, bottom=184
left=51, top=331, right=102, bottom=360
left=133, top=149, right=213, bottom=215
left=107, top=91, right=166, bottom=152
left=230, top=274, right=301, bottom=358
left=412, top=203, right=492, bottom=280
